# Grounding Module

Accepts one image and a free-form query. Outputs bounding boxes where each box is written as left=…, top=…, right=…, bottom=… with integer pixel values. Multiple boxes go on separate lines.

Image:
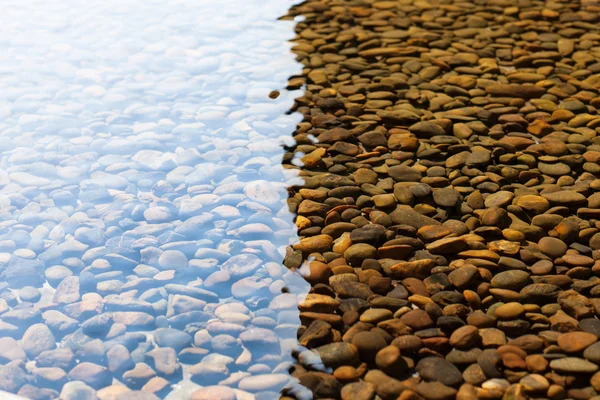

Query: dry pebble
left=282, top=0, right=600, bottom=398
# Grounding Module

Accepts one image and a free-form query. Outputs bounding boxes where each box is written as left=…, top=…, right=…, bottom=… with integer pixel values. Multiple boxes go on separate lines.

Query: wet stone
left=491, top=270, right=531, bottom=291
left=60, top=382, right=97, bottom=400
left=416, top=381, right=457, bottom=400
left=315, top=342, right=360, bottom=369
left=550, top=357, right=599, bottom=374
left=153, top=329, right=192, bottom=353
left=417, top=357, right=463, bottom=386
left=2, top=0, right=600, bottom=397
left=557, top=332, right=598, bottom=353
left=0, top=338, right=26, bottom=363
left=190, top=386, right=237, bottom=400
left=330, top=279, right=374, bottom=300
left=68, top=363, right=112, bottom=389
left=351, top=331, right=387, bottom=363
left=341, top=381, right=376, bottom=400
left=22, top=323, right=56, bottom=359
left=538, top=237, right=568, bottom=259
left=388, top=165, right=422, bottom=182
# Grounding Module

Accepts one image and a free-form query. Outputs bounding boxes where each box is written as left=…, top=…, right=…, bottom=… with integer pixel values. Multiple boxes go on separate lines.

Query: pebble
left=0, top=339, right=26, bottom=365
left=416, top=357, right=463, bottom=386
left=495, top=303, right=525, bottom=320
left=2, top=0, right=600, bottom=398
left=491, top=270, right=531, bottom=291
left=21, top=323, right=56, bottom=359
left=60, top=381, right=97, bottom=400
left=538, top=237, right=568, bottom=259
left=351, top=331, right=387, bottom=363
left=315, top=342, right=359, bottom=369
left=281, top=0, right=600, bottom=397
left=550, top=358, right=599, bottom=374
left=67, top=363, right=112, bottom=389
left=558, top=332, right=598, bottom=353
left=190, top=386, right=237, bottom=400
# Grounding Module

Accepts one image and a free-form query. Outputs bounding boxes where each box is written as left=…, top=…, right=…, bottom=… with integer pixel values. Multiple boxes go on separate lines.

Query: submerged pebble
left=0, top=0, right=307, bottom=398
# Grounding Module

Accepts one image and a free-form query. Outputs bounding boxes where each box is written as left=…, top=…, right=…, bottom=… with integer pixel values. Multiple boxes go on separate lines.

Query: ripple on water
left=0, top=0, right=310, bottom=398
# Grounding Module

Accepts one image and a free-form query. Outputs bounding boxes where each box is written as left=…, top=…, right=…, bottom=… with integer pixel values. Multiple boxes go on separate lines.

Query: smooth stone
left=550, top=357, right=599, bottom=373
left=416, top=357, right=463, bottom=386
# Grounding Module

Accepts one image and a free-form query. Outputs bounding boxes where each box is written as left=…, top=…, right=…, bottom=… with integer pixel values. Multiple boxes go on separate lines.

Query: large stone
left=67, top=362, right=112, bottom=389
left=389, top=206, right=440, bottom=229
left=21, top=324, right=56, bottom=359
left=314, top=342, right=360, bottom=369
left=416, top=357, right=463, bottom=386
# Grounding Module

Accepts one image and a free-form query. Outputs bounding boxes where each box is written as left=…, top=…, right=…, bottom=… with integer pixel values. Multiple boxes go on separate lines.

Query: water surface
left=0, top=0, right=308, bottom=398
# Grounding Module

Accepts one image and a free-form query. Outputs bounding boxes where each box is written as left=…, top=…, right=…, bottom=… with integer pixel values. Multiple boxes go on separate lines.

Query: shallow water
left=0, top=0, right=310, bottom=398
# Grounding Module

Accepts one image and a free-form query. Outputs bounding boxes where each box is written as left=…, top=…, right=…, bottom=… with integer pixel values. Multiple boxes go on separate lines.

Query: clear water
left=0, top=0, right=309, bottom=398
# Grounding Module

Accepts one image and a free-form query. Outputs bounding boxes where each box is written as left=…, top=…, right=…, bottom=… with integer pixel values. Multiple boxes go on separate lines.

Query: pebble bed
left=282, top=0, right=600, bottom=399
left=0, top=0, right=309, bottom=399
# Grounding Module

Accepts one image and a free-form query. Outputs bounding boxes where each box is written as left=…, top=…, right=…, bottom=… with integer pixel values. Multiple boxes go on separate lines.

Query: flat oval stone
left=491, top=270, right=531, bottom=291
left=314, top=342, right=360, bottom=369
left=557, top=332, right=598, bottom=353
left=550, top=357, right=599, bottom=373
left=416, top=357, right=463, bottom=386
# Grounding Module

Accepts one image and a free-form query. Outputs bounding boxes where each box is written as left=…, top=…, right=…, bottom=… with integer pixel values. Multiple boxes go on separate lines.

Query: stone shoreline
left=282, top=0, right=600, bottom=399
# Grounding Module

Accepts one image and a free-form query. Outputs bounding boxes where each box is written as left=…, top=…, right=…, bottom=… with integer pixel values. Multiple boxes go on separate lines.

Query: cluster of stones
left=0, top=1, right=308, bottom=399
left=281, top=0, right=600, bottom=399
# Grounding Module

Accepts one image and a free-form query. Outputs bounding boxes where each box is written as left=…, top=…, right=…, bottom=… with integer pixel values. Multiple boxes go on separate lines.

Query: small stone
left=68, top=362, right=112, bottom=389
left=344, top=244, right=377, bottom=267
left=409, top=121, right=445, bottom=137
left=542, top=191, right=587, bottom=206
left=491, top=270, right=531, bottom=291
left=416, top=357, right=463, bottom=386
left=550, top=357, right=599, bottom=373
left=360, top=309, right=393, bottom=324
left=584, top=342, right=600, bottom=363
left=520, top=374, right=550, bottom=393
left=426, top=237, right=466, bottom=254
left=153, top=329, right=192, bottom=352
left=433, top=187, right=460, bottom=207
left=293, top=234, right=334, bottom=255
left=191, top=386, right=236, bottom=400
left=400, top=309, right=434, bottom=330
left=60, top=381, right=97, bottom=400
left=21, top=323, right=56, bottom=359
left=97, top=385, right=131, bottom=400
left=515, top=195, right=550, bottom=213
left=122, top=363, right=157, bottom=389
left=315, top=342, right=360, bottom=369
left=485, top=191, right=515, bottom=208
left=341, top=381, right=376, bottom=400
left=495, top=303, right=525, bottom=320
left=0, top=338, right=26, bottom=363
left=351, top=331, right=388, bottom=363
left=557, top=332, right=598, bottom=353
left=485, top=84, right=545, bottom=98
left=373, top=194, right=396, bottom=208
left=389, top=206, right=440, bottom=229
left=415, top=381, right=457, bottom=400
left=538, top=237, right=568, bottom=259
left=449, top=325, right=480, bottom=348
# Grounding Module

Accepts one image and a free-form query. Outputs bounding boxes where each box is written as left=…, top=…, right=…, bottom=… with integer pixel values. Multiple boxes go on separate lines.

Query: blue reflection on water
left=0, top=0, right=309, bottom=398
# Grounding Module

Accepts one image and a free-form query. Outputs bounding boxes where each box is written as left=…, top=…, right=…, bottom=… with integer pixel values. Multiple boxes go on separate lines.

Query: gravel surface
left=281, top=0, right=600, bottom=399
